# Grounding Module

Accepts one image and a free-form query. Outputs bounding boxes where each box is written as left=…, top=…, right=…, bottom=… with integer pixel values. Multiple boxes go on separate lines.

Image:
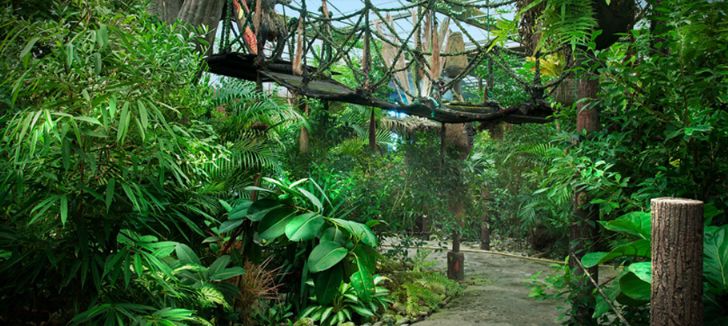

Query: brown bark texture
left=576, top=78, right=600, bottom=134
left=149, top=0, right=184, bottom=23
left=298, top=99, right=309, bottom=154
left=650, top=198, right=704, bottom=326
left=369, top=109, right=377, bottom=151
left=177, top=0, right=225, bottom=47
left=570, top=76, right=600, bottom=325
left=447, top=251, right=465, bottom=281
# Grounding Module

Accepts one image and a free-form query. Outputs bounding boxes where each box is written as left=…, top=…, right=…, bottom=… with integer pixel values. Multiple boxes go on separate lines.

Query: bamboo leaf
left=59, top=195, right=68, bottom=226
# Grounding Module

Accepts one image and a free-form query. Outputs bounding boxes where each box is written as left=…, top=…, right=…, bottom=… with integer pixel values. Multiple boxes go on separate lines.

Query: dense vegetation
left=1, top=0, right=727, bottom=325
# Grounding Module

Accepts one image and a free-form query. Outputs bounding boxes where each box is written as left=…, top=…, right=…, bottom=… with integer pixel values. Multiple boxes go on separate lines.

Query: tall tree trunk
left=650, top=198, right=703, bottom=326
left=570, top=77, right=600, bottom=325
left=151, top=0, right=224, bottom=51
left=443, top=122, right=471, bottom=281
left=480, top=188, right=491, bottom=250
left=177, top=0, right=225, bottom=48
left=298, top=98, right=309, bottom=154
left=369, top=108, right=377, bottom=152
left=149, top=0, right=184, bottom=23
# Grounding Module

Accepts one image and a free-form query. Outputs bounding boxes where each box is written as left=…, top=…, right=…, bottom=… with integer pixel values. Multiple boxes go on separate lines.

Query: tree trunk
left=443, top=122, right=470, bottom=281
left=177, top=0, right=225, bottom=48
left=570, top=76, right=600, bottom=325
left=298, top=98, right=309, bottom=154
left=650, top=198, right=703, bottom=326
left=369, top=108, right=377, bottom=152
left=149, top=0, right=184, bottom=23
left=480, top=217, right=490, bottom=250
left=150, top=0, right=224, bottom=52
left=480, top=188, right=491, bottom=250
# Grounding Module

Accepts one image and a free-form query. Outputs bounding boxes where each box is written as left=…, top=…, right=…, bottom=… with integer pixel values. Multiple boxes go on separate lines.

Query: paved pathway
left=410, top=247, right=564, bottom=326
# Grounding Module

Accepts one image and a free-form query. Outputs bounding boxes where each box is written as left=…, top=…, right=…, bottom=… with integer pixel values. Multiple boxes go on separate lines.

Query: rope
left=213, top=0, right=566, bottom=116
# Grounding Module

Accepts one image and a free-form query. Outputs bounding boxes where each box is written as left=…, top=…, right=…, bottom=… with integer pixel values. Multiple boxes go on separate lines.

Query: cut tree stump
left=650, top=197, right=703, bottom=326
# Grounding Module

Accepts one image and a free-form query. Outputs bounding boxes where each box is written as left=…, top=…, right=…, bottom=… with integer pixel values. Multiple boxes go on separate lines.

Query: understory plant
left=215, top=177, right=387, bottom=325
left=581, top=211, right=728, bottom=325
left=0, top=2, right=294, bottom=324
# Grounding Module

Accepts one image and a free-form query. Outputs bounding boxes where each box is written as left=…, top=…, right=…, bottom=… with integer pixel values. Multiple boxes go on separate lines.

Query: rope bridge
left=205, top=0, right=561, bottom=124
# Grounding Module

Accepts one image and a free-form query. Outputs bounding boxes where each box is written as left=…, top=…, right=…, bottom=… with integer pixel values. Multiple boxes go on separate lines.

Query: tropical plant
left=70, top=231, right=244, bottom=325
left=579, top=210, right=728, bottom=324
left=299, top=275, right=392, bottom=326
left=0, top=1, right=289, bottom=323
left=215, top=176, right=387, bottom=321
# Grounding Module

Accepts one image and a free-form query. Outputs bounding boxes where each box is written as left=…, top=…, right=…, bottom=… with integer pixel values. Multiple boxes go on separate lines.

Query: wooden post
left=480, top=188, right=491, bottom=250
left=650, top=198, right=703, bottom=326
left=368, top=108, right=377, bottom=152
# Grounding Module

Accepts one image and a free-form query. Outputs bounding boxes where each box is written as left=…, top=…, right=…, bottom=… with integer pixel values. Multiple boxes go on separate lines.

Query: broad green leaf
left=138, top=100, right=149, bottom=130
left=247, top=199, right=284, bottom=222
left=350, top=270, right=374, bottom=302
left=96, top=24, right=108, bottom=49
left=257, top=207, right=295, bottom=240
left=315, top=265, right=342, bottom=305
left=207, top=255, right=231, bottom=276
left=285, top=212, right=324, bottom=241
left=581, top=252, right=609, bottom=268
left=704, top=225, right=728, bottom=290
left=349, top=304, right=374, bottom=317
left=210, top=266, right=244, bottom=281
left=218, top=199, right=233, bottom=212
left=297, top=188, right=323, bottom=211
left=351, top=246, right=376, bottom=301
left=175, top=243, right=200, bottom=265
left=353, top=245, right=376, bottom=273
left=308, top=241, right=348, bottom=273
left=619, top=271, right=650, bottom=301
left=600, top=211, right=651, bottom=240
left=321, top=226, right=348, bottom=244
left=229, top=200, right=252, bottom=220
left=330, top=218, right=378, bottom=247
left=627, top=262, right=652, bottom=283
left=218, top=219, right=244, bottom=234
left=321, top=307, right=334, bottom=324
left=133, top=254, right=143, bottom=277
left=581, top=240, right=650, bottom=268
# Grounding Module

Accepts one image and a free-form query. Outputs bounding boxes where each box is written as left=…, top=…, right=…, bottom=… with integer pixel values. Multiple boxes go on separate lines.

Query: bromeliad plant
left=217, top=177, right=387, bottom=324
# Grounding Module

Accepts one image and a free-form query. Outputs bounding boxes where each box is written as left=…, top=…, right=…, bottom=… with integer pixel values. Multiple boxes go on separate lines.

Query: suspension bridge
left=205, top=0, right=566, bottom=124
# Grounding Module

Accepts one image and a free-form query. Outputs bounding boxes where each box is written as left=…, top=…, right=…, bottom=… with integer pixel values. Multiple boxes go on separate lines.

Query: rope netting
left=207, top=0, right=563, bottom=124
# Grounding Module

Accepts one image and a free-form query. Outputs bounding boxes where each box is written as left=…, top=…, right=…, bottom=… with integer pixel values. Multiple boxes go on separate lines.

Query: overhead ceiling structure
left=206, top=0, right=557, bottom=124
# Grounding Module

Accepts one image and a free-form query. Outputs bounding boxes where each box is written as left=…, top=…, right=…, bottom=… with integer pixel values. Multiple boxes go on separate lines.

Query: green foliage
left=216, top=177, right=388, bottom=323
left=391, top=269, right=463, bottom=318
left=70, top=231, right=244, bottom=325
left=578, top=211, right=728, bottom=324
left=0, top=1, right=295, bottom=323
left=299, top=275, right=392, bottom=326
left=525, top=1, right=728, bottom=323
